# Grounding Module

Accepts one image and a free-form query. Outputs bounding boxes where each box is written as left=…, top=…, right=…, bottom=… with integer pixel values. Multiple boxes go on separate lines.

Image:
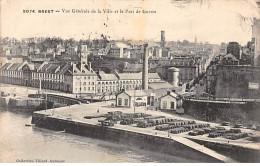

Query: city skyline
left=1, top=0, right=259, bottom=45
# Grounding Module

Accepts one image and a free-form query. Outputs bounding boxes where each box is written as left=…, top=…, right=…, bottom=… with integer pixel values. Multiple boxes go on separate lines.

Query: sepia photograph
left=0, top=0, right=260, bottom=163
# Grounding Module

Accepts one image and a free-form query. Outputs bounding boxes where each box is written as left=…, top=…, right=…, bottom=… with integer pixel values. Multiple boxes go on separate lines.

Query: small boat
left=25, top=124, right=35, bottom=127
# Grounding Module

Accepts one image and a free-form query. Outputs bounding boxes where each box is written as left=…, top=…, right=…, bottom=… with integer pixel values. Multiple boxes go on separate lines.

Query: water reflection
left=0, top=109, right=197, bottom=163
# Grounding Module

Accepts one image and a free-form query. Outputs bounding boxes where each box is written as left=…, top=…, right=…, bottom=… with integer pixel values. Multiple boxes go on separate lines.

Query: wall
left=160, top=95, right=177, bottom=110
left=72, top=75, right=97, bottom=94
left=183, top=99, right=260, bottom=124
left=116, top=92, right=130, bottom=107
left=31, top=113, right=225, bottom=163
left=214, top=65, right=260, bottom=99
left=188, top=138, right=260, bottom=162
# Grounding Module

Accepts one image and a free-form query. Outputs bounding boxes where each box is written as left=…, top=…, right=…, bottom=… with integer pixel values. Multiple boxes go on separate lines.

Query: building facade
left=116, top=90, right=148, bottom=108
left=159, top=91, right=182, bottom=110
left=1, top=61, right=163, bottom=95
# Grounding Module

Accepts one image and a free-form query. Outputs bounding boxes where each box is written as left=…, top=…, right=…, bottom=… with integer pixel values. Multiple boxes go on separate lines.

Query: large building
left=252, top=18, right=260, bottom=66
left=206, top=63, right=260, bottom=99
left=108, top=42, right=131, bottom=58
left=157, top=58, right=200, bottom=85
left=0, top=61, right=164, bottom=95
left=0, top=61, right=96, bottom=94
left=227, top=42, right=240, bottom=60
left=96, top=71, right=162, bottom=94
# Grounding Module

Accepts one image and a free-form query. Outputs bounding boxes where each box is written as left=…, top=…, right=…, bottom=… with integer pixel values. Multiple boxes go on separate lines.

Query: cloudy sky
left=1, top=0, right=259, bottom=45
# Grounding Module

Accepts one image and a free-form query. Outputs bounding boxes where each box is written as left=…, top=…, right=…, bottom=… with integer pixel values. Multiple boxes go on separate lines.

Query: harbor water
left=0, top=108, right=198, bottom=163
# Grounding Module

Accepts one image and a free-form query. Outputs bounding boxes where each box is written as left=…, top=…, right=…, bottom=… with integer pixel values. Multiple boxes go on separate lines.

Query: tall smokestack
left=142, top=43, right=149, bottom=90
left=161, top=31, right=165, bottom=47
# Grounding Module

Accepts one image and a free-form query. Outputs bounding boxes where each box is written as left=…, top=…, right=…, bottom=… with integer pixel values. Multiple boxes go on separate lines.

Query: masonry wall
left=188, top=138, right=260, bottom=162
left=214, top=65, right=260, bottom=99
left=31, top=113, right=224, bottom=163
left=183, top=100, right=260, bottom=124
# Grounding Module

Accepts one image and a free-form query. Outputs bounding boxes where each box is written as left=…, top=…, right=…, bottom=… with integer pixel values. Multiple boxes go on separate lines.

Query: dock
left=32, top=101, right=260, bottom=162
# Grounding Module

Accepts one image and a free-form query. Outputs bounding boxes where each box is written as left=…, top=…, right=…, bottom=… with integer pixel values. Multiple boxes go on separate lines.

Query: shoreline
left=32, top=111, right=237, bottom=163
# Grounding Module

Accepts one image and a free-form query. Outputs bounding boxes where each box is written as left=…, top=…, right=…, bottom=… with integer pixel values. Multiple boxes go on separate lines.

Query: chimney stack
left=161, top=31, right=165, bottom=48
left=142, top=43, right=149, bottom=90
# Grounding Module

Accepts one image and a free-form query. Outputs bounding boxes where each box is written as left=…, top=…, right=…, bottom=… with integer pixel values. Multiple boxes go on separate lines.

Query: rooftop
left=118, top=72, right=161, bottom=80
left=98, top=71, right=118, bottom=81
left=8, top=63, right=23, bottom=71
left=148, top=81, right=174, bottom=90
left=0, top=63, right=11, bottom=70
left=123, top=90, right=148, bottom=97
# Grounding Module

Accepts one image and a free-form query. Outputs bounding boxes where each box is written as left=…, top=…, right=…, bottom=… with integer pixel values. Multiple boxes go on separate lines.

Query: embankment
left=187, top=137, right=260, bottom=162
left=32, top=113, right=231, bottom=163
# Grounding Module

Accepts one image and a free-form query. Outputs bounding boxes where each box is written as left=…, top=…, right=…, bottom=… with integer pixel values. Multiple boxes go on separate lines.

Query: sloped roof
left=224, top=53, right=239, bottom=61
left=118, top=72, right=161, bottom=80
left=0, top=63, right=11, bottom=70
left=148, top=73, right=161, bottom=79
left=124, top=90, right=147, bottom=97
left=8, top=63, right=23, bottom=71
left=73, top=63, right=95, bottom=75
left=117, top=73, right=142, bottom=80
left=159, top=92, right=180, bottom=99
left=123, top=63, right=143, bottom=72
left=99, top=72, right=118, bottom=81
left=33, top=63, right=42, bottom=70
left=170, top=58, right=196, bottom=66
left=143, top=88, right=177, bottom=99
left=148, top=81, right=174, bottom=89
left=41, top=63, right=60, bottom=73
left=57, top=63, right=72, bottom=75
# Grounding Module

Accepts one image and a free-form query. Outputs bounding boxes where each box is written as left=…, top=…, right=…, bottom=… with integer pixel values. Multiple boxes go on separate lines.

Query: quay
left=32, top=100, right=260, bottom=163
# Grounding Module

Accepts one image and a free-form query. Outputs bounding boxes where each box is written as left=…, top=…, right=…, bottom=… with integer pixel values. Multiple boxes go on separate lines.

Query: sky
left=1, top=0, right=259, bottom=45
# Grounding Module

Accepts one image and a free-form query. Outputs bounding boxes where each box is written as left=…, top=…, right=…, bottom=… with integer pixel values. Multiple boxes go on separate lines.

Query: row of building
left=0, top=60, right=175, bottom=95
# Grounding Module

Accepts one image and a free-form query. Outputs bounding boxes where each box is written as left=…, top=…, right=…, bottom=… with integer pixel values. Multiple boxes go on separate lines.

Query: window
left=92, top=87, right=94, bottom=90
left=170, top=102, right=175, bottom=109
left=162, top=101, right=167, bottom=109
left=88, top=87, right=90, bottom=91
left=83, top=82, right=86, bottom=85
left=124, top=99, right=128, bottom=106
left=118, top=98, right=122, bottom=106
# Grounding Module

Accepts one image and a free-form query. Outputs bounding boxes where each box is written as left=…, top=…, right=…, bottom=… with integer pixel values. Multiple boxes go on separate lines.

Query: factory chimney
left=161, top=31, right=165, bottom=47
left=142, top=43, right=149, bottom=90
